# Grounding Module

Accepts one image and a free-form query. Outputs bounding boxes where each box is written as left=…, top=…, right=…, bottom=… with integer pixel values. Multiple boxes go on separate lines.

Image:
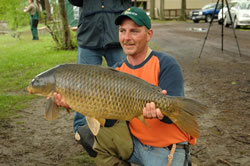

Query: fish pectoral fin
left=45, top=97, right=59, bottom=120
left=137, top=115, right=149, bottom=127
left=86, top=116, right=100, bottom=136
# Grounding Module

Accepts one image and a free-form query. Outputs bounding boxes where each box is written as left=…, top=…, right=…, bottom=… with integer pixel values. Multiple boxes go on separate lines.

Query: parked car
left=224, top=1, right=250, bottom=28
left=190, top=3, right=222, bottom=23
left=218, top=1, right=237, bottom=24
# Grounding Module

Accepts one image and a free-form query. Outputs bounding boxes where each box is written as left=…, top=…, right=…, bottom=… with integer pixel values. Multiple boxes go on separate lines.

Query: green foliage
left=70, top=30, right=77, bottom=48
left=45, top=0, right=74, bottom=50
left=0, top=0, right=75, bottom=49
left=0, top=31, right=77, bottom=119
left=0, top=0, right=29, bottom=30
left=0, top=6, right=5, bottom=20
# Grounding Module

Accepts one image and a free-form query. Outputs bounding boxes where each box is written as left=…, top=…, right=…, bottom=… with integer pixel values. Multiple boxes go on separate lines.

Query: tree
left=160, top=0, right=164, bottom=20
left=58, top=0, right=72, bottom=50
left=180, top=0, right=187, bottom=20
left=150, top=0, right=155, bottom=19
left=44, top=0, right=73, bottom=50
left=44, top=0, right=52, bottom=21
left=0, top=0, right=28, bottom=30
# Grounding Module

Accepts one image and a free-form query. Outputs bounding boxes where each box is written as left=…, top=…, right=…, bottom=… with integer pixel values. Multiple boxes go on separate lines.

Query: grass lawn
left=0, top=30, right=77, bottom=119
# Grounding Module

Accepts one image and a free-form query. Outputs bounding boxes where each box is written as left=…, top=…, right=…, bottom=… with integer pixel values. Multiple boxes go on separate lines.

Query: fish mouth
left=27, top=86, right=33, bottom=94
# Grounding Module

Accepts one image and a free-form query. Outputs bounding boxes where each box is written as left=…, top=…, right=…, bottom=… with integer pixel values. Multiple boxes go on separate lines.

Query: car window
left=239, top=2, right=250, bottom=9
left=202, top=3, right=222, bottom=10
left=221, top=2, right=234, bottom=10
left=202, top=3, right=216, bottom=10
left=229, top=2, right=237, bottom=8
left=217, top=4, right=223, bottom=9
left=234, top=3, right=239, bottom=9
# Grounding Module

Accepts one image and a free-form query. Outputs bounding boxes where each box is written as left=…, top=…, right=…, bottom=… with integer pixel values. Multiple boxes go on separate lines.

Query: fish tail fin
left=45, top=97, right=59, bottom=120
left=162, top=97, right=208, bottom=138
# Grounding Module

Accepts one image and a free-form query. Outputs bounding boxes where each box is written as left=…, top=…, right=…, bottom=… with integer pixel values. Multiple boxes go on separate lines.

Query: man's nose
left=123, top=32, right=132, bottom=40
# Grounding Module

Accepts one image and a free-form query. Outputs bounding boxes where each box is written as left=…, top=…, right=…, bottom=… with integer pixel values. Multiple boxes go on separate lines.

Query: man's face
left=119, top=18, right=152, bottom=57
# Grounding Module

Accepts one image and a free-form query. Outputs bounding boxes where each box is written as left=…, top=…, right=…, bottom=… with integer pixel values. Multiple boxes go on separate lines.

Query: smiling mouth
left=124, top=44, right=135, bottom=48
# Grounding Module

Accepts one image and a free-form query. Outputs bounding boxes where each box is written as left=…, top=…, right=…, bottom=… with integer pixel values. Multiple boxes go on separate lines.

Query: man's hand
left=143, top=90, right=167, bottom=120
left=53, top=92, right=71, bottom=109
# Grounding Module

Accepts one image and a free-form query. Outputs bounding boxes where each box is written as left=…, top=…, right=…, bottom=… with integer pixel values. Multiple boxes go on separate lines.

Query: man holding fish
left=29, top=7, right=205, bottom=166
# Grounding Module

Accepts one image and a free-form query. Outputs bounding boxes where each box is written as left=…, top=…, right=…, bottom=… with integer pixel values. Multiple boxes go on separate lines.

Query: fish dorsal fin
left=45, top=97, right=59, bottom=120
left=86, top=116, right=101, bottom=136
left=105, top=66, right=119, bottom=72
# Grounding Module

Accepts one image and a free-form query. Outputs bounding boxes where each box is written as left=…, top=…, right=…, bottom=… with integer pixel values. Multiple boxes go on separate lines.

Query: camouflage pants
left=93, top=121, right=133, bottom=166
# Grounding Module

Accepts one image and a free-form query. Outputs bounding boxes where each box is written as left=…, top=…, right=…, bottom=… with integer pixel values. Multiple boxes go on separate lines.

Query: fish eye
left=32, top=78, right=40, bottom=86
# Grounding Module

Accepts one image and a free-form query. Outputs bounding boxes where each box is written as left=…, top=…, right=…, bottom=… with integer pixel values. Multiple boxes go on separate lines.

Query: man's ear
left=147, top=29, right=153, bottom=41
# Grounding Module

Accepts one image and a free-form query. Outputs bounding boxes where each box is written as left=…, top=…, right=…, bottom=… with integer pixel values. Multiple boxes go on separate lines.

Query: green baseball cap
left=115, top=7, right=151, bottom=29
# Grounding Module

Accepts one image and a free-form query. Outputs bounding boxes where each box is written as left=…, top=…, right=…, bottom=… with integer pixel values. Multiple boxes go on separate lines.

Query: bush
left=0, top=0, right=29, bottom=30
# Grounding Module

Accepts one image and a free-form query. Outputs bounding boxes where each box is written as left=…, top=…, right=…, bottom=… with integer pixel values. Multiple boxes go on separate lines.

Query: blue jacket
left=68, top=0, right=131, bottom=49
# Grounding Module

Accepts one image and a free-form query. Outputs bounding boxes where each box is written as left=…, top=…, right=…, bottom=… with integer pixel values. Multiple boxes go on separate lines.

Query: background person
left=24, top=0, right=39, bottom=40
left=68, top=0, right=131, bottom=132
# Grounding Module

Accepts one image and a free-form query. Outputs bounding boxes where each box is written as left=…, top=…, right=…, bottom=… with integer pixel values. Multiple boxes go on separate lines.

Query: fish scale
left=56, top=65, right=149, bottom=119
left=27, top=64, right=208, bottom=138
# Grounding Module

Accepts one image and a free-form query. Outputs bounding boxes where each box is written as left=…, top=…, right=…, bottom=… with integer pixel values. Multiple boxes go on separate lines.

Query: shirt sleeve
left=24, top=5, right=33, bottom=13
left=158, top=55, right=184, bottom=97
left=73, top=112, right=86, bottom=133
left=158, top=53, right=184, bottom=124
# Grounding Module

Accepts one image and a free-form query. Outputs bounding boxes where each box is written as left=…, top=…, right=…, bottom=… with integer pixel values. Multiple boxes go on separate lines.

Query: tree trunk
left=160, top=0, right=164, bottom=20
left=150, top=0, right=155, bottom=19
left=39, top=0, right=46, bottom=10
left=181, top=0, right=186, bottom=20
left=36, top=0, right=42, bottom=22
left=58, top=0, right=72, bottom=50
left=44, top=0, right=52, bottom=21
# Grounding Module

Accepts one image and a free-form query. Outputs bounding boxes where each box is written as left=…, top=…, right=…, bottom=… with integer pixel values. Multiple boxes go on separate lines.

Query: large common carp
left=27, top=64, right=207, bottom=137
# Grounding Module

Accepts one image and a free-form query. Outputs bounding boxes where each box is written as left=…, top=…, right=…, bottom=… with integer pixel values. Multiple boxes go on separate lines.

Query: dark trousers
left=30, top=19, right=38, bottom=40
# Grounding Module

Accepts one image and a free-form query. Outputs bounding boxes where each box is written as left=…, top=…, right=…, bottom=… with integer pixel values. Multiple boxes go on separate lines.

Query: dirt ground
left=0, top=21, right=250, bottom=166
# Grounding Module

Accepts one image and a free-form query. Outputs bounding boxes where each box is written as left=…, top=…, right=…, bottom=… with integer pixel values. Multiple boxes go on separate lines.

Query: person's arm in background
left=24, top=5, right=32, bottom=12
left=68, top=0, right=83, bottom=7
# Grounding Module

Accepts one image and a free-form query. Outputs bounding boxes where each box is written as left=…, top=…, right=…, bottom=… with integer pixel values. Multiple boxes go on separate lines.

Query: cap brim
left=115, top=15, right=130, bottom=25
left=115, top=15, right=144, bottom=26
